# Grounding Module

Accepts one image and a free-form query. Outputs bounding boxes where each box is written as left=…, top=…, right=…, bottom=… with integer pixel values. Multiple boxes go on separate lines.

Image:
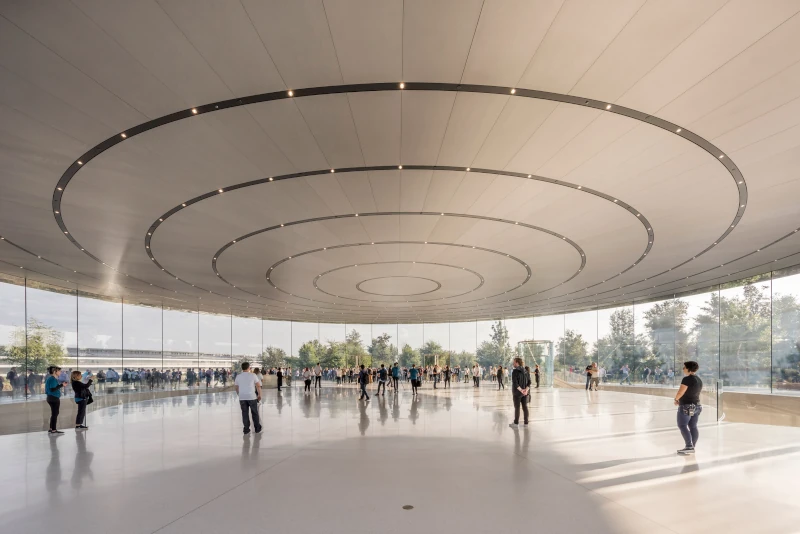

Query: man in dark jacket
left=510, top=358, right=530, bottom=428
left=358, top=365, right=370, bottom=401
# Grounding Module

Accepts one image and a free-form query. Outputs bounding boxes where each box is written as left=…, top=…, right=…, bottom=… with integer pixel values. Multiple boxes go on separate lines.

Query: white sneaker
left=508, top=423, right=519, bottom=428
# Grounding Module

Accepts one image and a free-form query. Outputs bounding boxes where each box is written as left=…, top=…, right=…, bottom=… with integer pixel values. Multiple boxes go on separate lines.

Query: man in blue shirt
left=409, top=364, right=420, bottom=395
left=391, top=362, right=400, bottom=391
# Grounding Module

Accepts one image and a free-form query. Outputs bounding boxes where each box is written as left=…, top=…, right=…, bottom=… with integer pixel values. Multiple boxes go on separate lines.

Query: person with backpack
left=376, top=364, right=388, bottom=396
left=391, top=362, right=400, bottom=391
left=71, top=370, right=92, bottom=430
left=509, top=358, right=530, bottom=428
left=358, top=364, right=370, bottom=401
left=409, top=364, right=420, bottom=395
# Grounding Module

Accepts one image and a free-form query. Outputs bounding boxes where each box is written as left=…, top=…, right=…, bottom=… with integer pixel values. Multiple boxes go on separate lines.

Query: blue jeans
left=677, top=405, right=702, bottom=448
left=359, top=382, right=369, bottom=399
left=585, top=374, right=591, bottom=389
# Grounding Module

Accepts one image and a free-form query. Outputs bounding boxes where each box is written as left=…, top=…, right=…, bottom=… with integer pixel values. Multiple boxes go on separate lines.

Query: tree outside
left=3, top=318, right=66, bottom=373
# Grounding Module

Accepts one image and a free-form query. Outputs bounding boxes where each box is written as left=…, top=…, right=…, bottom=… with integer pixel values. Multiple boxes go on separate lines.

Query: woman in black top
left=674, top=361, right=703, bottom=455
left=496, top=365, right=504, bottom=390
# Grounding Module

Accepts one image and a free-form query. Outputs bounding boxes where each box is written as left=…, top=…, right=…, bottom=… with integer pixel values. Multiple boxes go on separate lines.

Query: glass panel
left=319, top=323, right=346, bottom=377
left=163, top=307, right=198, bottom=388
left=534, top=315, right=563, bottom=385
left=199, top=311, right=231, bottom=386
left=449, top=321, right=476, bottom=376
left=264, top=320, right=290, bottom=373
left=720, top=276, right=772, bottom=391
left=370, top=323, right=397, bottom=369
left=25, top=281, right=77, bottom=399
left=772, top=267, right=800, bottom=395
left=678, top=288, right=720, bottom=393
left=597, top=305, right=634, bottom=385
left=398, top=323, right=422, bottom=369
left=563, top=310, right=597, bottom=387
left=345, top=324, right=370, bottom=369
left=634, top=298, right=676, bottom=387
left=422, top=322, right=448, bottom=369
left=232, top=315, right=262, bottom=372
left=0, top=274, right=26, bottom=402
left=78, top=291, right=122, bottom=395
left=292, top=321, right=320, bottom=370
left=124, top=300, right=164, bottom=390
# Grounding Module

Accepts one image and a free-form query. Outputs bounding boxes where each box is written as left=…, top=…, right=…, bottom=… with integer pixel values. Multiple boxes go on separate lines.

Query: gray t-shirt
left=235, top=372, right=260, bottom=401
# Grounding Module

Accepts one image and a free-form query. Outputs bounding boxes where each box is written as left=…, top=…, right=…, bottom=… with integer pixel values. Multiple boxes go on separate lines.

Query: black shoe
left=677, top=447, right=695, bottom=455
left=48, top=429, right=64, bottom=435
left=243, top=430, right=251, bottom=435
left=76, top=425, right=88, bottom=430
left=255, top=427, right=263, bottom=434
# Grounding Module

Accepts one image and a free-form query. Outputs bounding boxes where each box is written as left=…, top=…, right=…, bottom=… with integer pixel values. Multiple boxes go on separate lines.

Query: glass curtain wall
left=3, top=267, right=800, bottom=402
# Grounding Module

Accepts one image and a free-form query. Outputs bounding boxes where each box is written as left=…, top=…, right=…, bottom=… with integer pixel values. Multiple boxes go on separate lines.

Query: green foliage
left=399, top=343, right=420, bottom=367
left=260, top=346, right=287, bottom=369
left=476, top=320, right=511, bottom=368
left=419, top=340, right=443, bottom=366
left=345, top=329, right=369, bottom=367
left=556, top=329, right=589, bottom=368
left=368, top=333, right=396, bottom=367
left=297, top=339, right=325, bottom=369
left=3, top=318, right=66, bottom=373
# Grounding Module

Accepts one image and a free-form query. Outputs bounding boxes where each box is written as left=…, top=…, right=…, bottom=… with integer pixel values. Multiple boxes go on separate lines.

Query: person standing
left=496, top=365, right=505, bottom=390
left=70, top=371, right=92, bottom=430
left=409, top=364, right=420, bottom=395
left=432, top=364, right=440, bottom=389
left=314, top=363, right=322, bottom=389
left=585, top=364, right=593, bottom=390
left=358, top=364, right=370, bottom=401
left=303, top=367, right=312, bottom=392
left=391, top=362, right=400, bottom=391
left=443, top=365, right=451, bottom=389
left=234, top=362, right=262, bottom=435
left=509, top=358, right=530, bottom=428
left=376, top=364, right=388, bottom=396
left=534, top=364, right=540, bottom=388
left=472, top=364, right=480, bottom=388
left=45, top=366, right=65, bottom=435
left=276, top=367, right=283, bottom=392
left=619, top=364, right=631, bottom=385
left=675, top=361, right=703, bottom=455
left=589, top=363, right=600, bottom=391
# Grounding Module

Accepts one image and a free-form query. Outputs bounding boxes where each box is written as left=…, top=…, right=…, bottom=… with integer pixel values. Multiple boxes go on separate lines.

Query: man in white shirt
left=234, top=362, right=262, bottom=435
left=314, top=363, right=322, bottom=389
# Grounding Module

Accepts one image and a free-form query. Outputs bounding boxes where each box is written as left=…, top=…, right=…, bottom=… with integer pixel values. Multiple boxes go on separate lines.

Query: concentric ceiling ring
left=50, top=82, right=747, bottom=320
left=355, top=276, right=443, bottom=297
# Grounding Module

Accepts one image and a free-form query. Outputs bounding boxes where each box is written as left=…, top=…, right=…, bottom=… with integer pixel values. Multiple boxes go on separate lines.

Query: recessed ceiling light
left=741, top=204, right=745, bottom=208
left=182, top=203, right=186, bottom=207
left=148, top=232, right=152, bottom=235
left=510, top=88, right=516, bottom=94
left=64, top=231, right=68, bottom=234
left=738, top=181, right=743, bottom=184
left=232, top=240, right=236, bottom=243
left=355, top=213, right=359, bottom=216
left=218, top=189, right=223, bottom=193
left=330, top=169, right=335, bottom=173
left=191, top=108, right=198, bottom=114
left=268, top=177, right=273, bottom=181
left=287, top=90, right=294, bottom=97
left=719, top=155, right=725, bottom=159
left=466, top=167, right=471, bottom=172
left=159, top=218, right=163, bottom=222
left=676, top=128, right=682, bottom=133
left=54, top=210, right=59, bottom=214
left=440, top=212, right=444, bottom=216
left=577, top=186, right=582, bottom=189
left=77, top=161, right=82, bottom=165
left=121, top=133, right=127, bottom=138
left=605, top=104, right=611, bottom=110
left=399, top=82, right=405, bottom=89
left=398, top=165, right=402, bottom=169
left=57, top=187, right=63, bottom=191
left=280, top=223, right=284, bottom=226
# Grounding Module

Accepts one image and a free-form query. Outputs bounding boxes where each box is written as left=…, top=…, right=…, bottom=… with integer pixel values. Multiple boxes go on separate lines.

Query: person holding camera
left=71, top=371, right=92, bottom=430
left=675, top=361, right=703, bottom=455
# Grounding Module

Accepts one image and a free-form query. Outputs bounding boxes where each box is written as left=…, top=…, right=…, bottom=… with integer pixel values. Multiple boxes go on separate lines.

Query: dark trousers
left=444, top=377, right=450, bottom=389
left=377, top=381, right=386, bottom=395
left=304, top=380, right=311, bottom=391
left=585, top=374, right=591, bottom=390
left=239, top=399, right=261, bottom=433
left=498, top=377, right=504, bottom=389
left=46, top=395, right=60, bottom=430
left=535, top=375, right=540, bottom=388
left=677, top=405, right=702, bottom=448
left=315, top=376, right=321, bottom=388
left=359, top=382, right=369, bottom=399
left=75, top=399, right=87, bottom=426
left=513, top=395, right=529, bottom=425
left=392, top=376, right=399, bottom=389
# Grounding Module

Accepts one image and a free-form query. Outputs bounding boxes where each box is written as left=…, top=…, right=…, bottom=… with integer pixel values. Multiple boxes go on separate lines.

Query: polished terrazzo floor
left=1, top=382, right=798, bottom=534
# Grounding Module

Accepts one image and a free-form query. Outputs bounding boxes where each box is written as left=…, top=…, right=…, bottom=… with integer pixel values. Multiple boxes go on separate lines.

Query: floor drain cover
left=402, top=505, right=414, bottom=510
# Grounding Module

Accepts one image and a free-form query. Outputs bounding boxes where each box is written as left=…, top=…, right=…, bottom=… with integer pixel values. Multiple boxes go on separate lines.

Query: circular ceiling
left=2, top=2, right=800, bottom=323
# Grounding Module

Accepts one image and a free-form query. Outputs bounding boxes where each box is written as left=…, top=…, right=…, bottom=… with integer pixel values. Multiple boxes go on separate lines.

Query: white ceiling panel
left=349, top=92, right=401, bottom=166
left=240, top=0, right=343, bottom=88
left=402, top=0, right=483, bottom=83
left=324, top=0, right=402, bottom=84
left=462, top=0, right=564, bottom=87
left=437, top=92, right=508, bottom=166
left=247, top=100, right=329, bottom=171
left=294, top=94, right=365, bottom=168
left=401, top=91, right=455, bottom=164
left=518, top=0, right=645, bottom=94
